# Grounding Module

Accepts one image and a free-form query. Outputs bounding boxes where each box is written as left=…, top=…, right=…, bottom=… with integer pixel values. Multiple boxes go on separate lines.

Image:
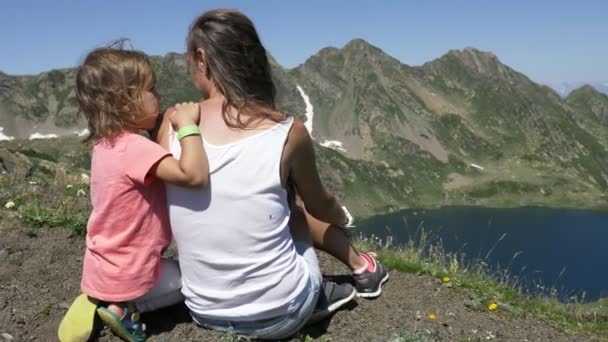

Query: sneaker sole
left=327, top=287, right=357, bottom=312
left=356, top=272, right=390, bottom=298
left=309, top=288, right=357, bottom=323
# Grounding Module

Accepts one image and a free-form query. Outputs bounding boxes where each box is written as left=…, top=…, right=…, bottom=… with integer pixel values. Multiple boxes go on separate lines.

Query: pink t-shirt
left=81, top=132, right=171, bottom=302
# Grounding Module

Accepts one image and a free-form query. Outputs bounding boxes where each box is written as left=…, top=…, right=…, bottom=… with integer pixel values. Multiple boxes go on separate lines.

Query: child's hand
left=169, top=102, right=200, bottom=129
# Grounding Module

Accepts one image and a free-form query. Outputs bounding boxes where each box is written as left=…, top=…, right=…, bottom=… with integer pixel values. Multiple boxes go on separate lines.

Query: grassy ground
left=1, top=174, right=606, bottom=340
left=2, top=136, right=607, bottom=222
left=355, top=232, right=608, bottom=338
left=0, top=175, right=89, bottom=236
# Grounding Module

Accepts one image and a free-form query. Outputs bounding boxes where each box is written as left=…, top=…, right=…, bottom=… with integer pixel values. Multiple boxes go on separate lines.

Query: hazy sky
left=1, top=0, right=606, bottom=85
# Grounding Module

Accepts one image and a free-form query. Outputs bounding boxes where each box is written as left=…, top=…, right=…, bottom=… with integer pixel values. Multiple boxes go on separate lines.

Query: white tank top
left=166, top=116, right=310, bottom=321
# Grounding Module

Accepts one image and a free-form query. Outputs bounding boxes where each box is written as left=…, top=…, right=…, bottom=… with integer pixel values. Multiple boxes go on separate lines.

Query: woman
left=157, top=9, right=389, bottom=339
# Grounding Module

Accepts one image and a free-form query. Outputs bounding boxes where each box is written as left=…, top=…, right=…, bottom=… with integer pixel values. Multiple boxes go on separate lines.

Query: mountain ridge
left=1, top=38, right=607, bottom=216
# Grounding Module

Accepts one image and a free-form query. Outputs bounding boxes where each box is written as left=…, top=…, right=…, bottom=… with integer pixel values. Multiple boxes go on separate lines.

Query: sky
left=1, top=0, right=607, bottom=86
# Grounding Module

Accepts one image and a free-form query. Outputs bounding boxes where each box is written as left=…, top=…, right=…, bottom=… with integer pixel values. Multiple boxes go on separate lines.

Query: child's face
left=135, top=89, right=161, bottom=130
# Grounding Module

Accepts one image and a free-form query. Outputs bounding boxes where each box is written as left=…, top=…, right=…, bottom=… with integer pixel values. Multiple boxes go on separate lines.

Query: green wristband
left=176, top=125, right=201, bottom=141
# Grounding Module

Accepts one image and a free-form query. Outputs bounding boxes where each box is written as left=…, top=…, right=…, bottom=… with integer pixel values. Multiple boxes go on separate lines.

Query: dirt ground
left=0, top=212, right=602, bottom=342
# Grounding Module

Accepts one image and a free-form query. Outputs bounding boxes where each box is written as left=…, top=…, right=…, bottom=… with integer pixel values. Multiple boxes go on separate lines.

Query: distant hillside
left=1, top=40, right=607, bottom=216
left=290, top=40, right=608, bottom=212
left=550, top=81, right=608, bottom=97
left=0, top=53, right=305, bottom=140
left=565, top=85, right=608, bottom=146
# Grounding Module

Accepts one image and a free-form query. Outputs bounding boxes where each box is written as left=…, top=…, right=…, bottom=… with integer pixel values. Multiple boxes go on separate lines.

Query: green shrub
left=19, top=200, right=87, bottom=235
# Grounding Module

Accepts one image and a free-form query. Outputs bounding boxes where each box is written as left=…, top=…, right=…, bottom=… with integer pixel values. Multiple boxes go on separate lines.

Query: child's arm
left=152, top=102, right=209, bottom=188
left=287, top=119, right=349, bottom=227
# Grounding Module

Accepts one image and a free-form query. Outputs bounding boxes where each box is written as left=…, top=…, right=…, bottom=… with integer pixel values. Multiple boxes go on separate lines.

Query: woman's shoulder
left=286, top=117, right=311, bottom=146
left=282, top=117, right=312, bottom=163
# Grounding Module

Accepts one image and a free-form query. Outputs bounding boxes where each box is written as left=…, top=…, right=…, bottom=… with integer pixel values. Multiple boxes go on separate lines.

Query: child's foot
left=353, top=252, right=389, bottom=298
left=96, top=303, right=146, bottom=342
left=107, top=303, right=125, bottom=317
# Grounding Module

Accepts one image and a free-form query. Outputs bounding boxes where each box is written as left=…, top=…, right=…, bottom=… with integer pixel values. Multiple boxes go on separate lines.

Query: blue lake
left=357, top=207, right=608, bottom=301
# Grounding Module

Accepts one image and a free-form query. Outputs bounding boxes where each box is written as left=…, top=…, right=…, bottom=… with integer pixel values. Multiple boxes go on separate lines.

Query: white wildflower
left=76, top=189, right=86, bottom=197
left=66, top=184, right=73, bottom=189
left=4, top=201, right=15, bottom=209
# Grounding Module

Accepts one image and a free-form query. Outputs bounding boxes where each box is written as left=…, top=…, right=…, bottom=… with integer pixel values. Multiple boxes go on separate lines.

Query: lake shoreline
left=358, top=203, right=608, bottom=222
left=356, top=206, right=608, bottom=303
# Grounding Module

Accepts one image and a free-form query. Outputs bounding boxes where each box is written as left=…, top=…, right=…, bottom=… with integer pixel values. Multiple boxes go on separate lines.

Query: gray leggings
left=134, top=258, right=184, bottom=312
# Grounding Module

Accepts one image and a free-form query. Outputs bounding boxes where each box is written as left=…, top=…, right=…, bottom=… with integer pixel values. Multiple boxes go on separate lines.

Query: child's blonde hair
left=76, top=43, right=155, bottom=142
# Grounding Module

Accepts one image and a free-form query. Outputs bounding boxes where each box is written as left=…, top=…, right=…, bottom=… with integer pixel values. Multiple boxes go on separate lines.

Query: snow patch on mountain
left=296, top=85, right=314, bottom=135
left=0, top=127, right=14, bottom=141
left=29, top=132, right=58, bottom=140
left=296, top=85, right=347, bottom=153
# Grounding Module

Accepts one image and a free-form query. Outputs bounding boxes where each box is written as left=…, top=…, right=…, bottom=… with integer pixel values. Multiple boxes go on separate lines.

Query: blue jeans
left=191, top=242, right=322, bottom=340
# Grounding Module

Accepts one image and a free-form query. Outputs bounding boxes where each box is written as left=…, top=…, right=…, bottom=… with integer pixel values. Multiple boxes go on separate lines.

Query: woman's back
left=157, top=9, right=386, bottom=339
left=166, top=111, right=310, bottom=321
left=197, top=98, right=282, bottom=145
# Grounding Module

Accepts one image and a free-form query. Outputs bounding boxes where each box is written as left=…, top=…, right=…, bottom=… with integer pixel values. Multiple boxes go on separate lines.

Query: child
left=75, top=46, right=208, bottom=342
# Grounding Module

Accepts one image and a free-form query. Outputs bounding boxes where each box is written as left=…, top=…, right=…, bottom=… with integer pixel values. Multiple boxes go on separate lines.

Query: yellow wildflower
left=488, top=303, right=498, bottom=311
left=428, top=313, right=436, bottom=320
left=442, top=276, right=451, bottom=283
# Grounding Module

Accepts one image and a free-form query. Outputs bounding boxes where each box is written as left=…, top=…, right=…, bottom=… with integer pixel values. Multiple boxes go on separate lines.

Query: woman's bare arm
left=285, top=119, right=348, bottom=226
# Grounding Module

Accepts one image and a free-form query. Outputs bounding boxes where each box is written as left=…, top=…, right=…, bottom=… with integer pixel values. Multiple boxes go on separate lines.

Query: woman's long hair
left=187, top=9, right=284, bottom=128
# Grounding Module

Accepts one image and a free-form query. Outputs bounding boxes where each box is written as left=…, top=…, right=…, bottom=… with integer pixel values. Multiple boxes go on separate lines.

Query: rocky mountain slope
left=1, top=40, right=607, bottom=216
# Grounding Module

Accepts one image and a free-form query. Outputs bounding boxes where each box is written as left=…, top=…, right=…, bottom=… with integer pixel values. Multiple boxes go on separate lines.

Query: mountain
left=0, top=67, right=84, bottom=139
left=0, top=53, right=305, bottom=140
left=420, top=46, right=608, bottom=182
left=1, top=40, right=607, bottom=217
left=290, top=40, right=608, bottom=211
left=565, top=85, right=608, bottom=145
left=550, top=81, right=608, bottom=97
